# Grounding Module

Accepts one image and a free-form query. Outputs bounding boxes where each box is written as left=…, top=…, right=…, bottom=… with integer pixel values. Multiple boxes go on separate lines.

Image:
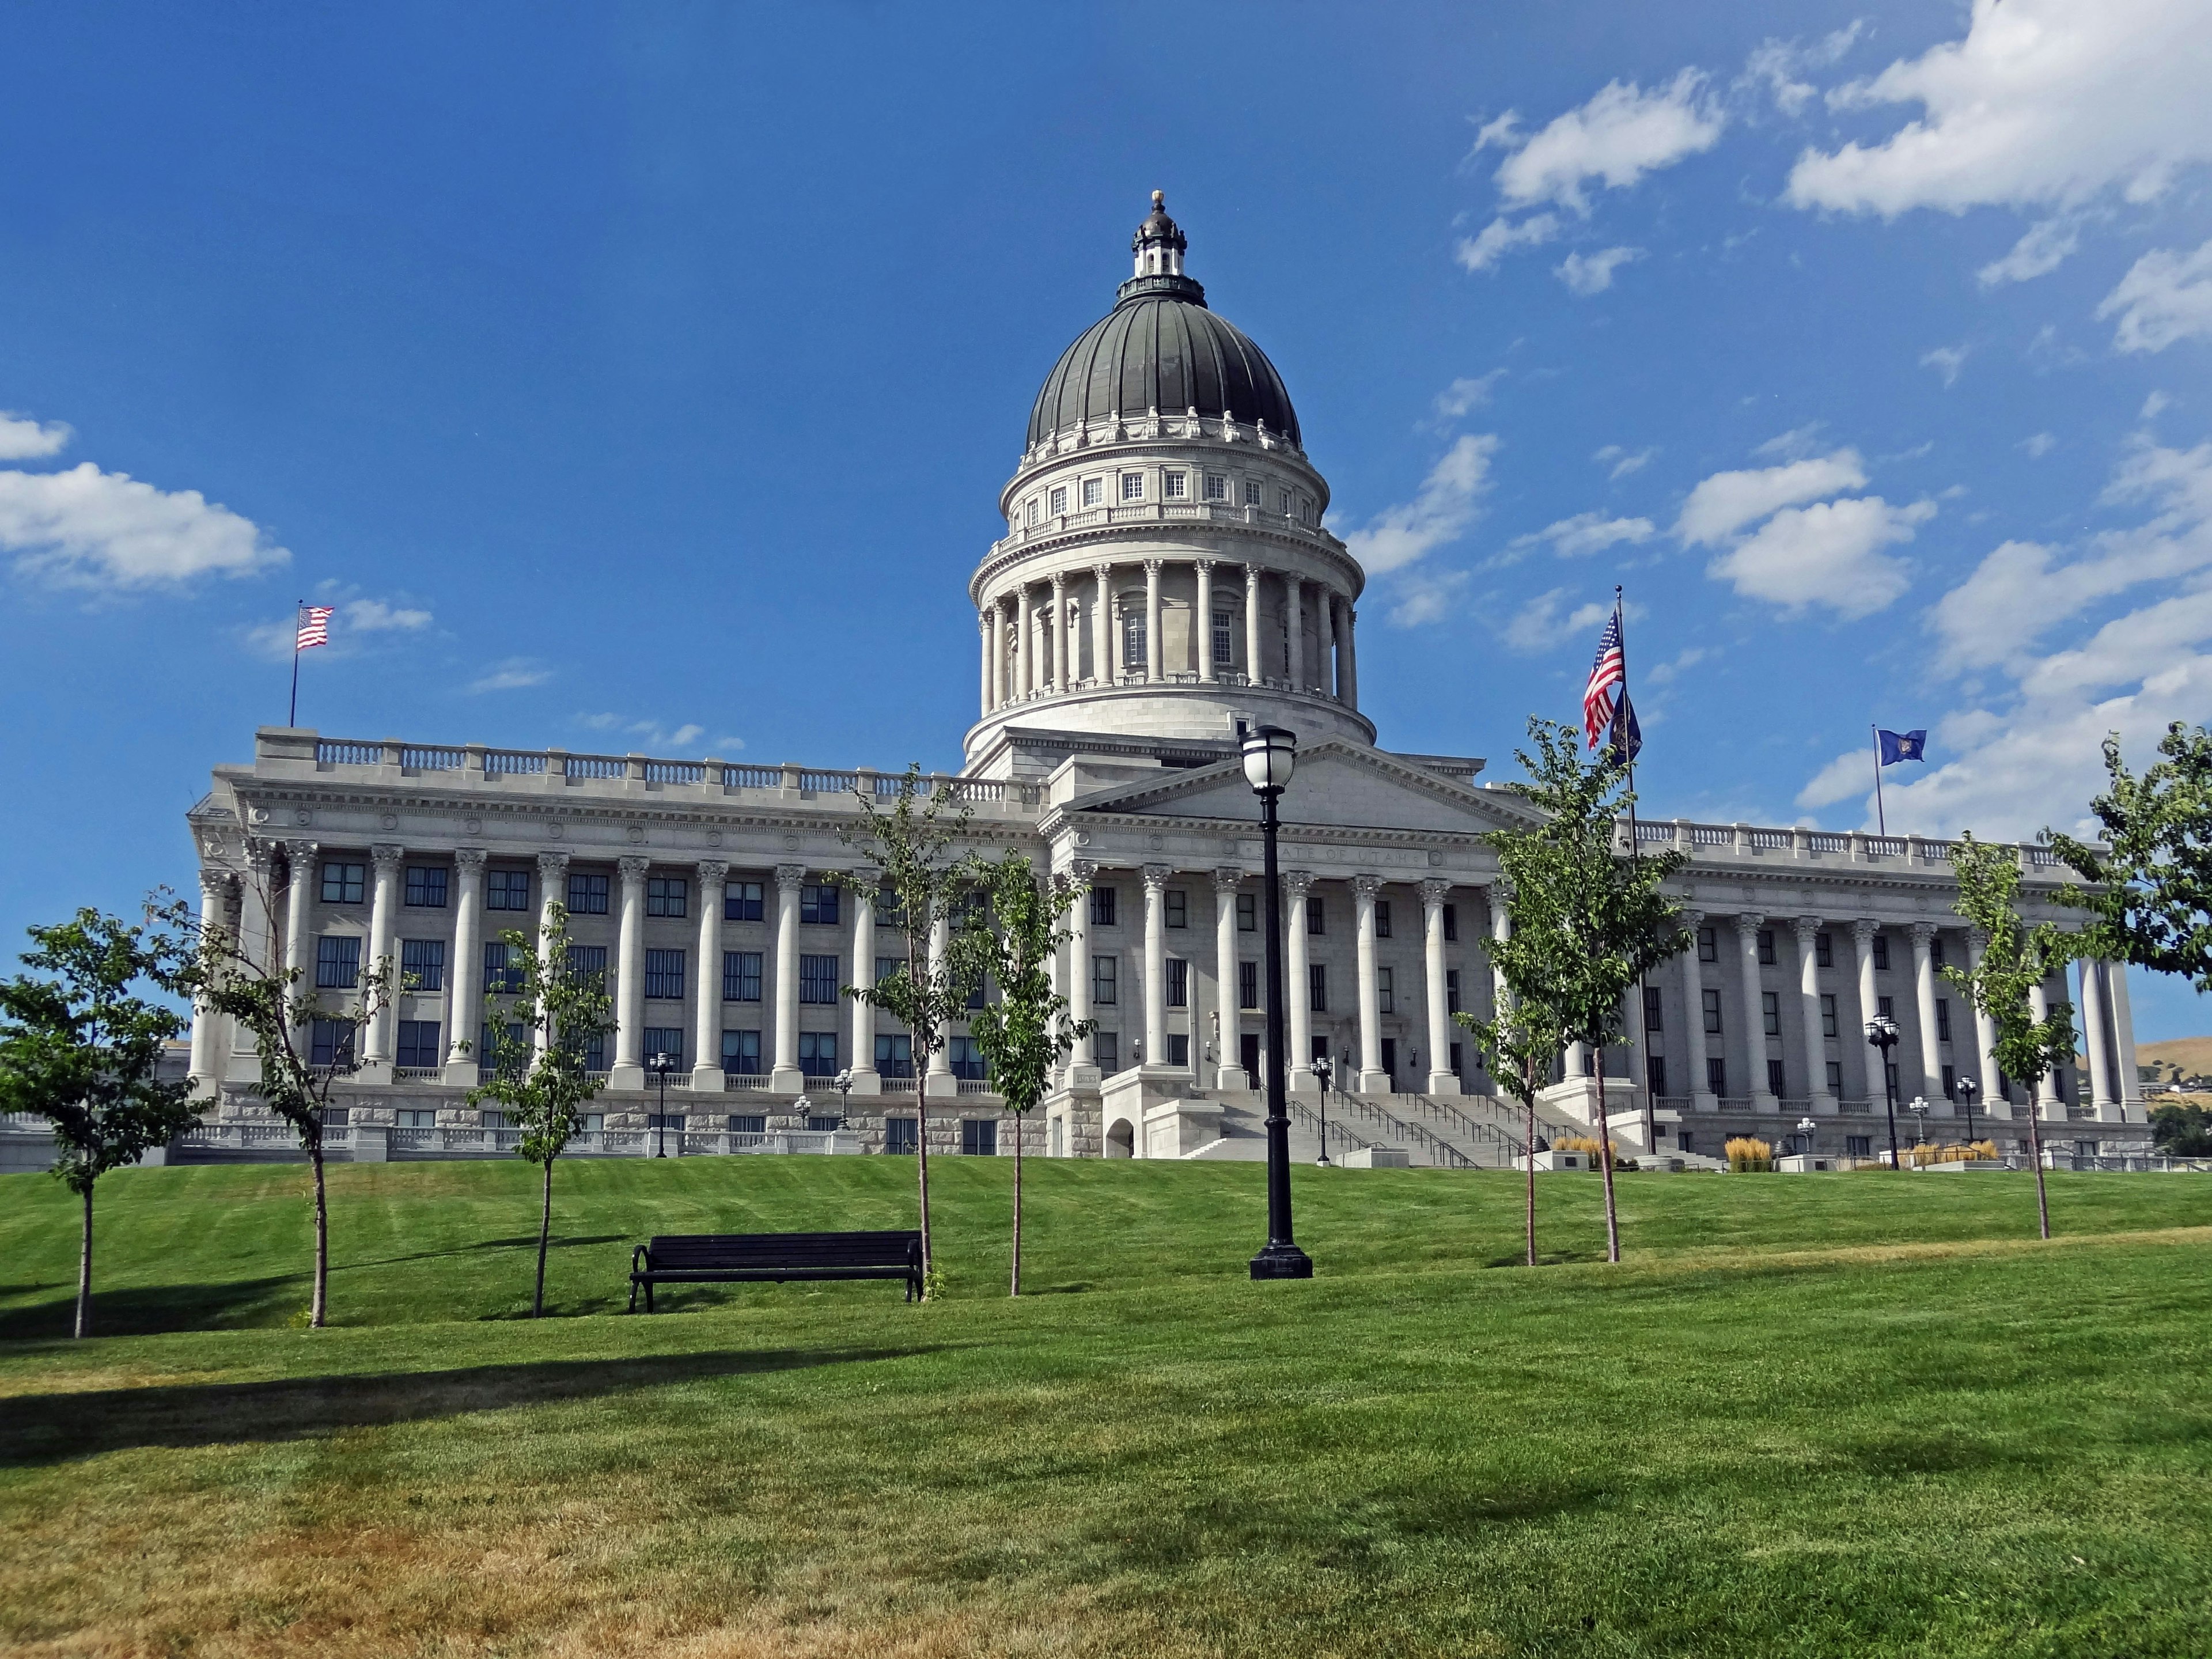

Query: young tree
left=0, top=904, right=203, bottom=1338
left=1455, top=979, right=1567, bottom=1268
left=839, top=766, right=983, bottom=1294
left=194, top=871, right=397, bottom=1329
left=467, top=902, right=613, bottom=1317
left=955, top=850, right=1091, bottom=1296
left=1944, top=835, right=2080, bottom=1240
left=1480, top=719, right=1689, bottom=1264
left=2047, top=721, right=2212, bottom=991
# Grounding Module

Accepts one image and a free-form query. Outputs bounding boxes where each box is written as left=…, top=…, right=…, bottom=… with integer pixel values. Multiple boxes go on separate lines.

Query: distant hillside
left=2140, top=1037, right=2212, bottom=1097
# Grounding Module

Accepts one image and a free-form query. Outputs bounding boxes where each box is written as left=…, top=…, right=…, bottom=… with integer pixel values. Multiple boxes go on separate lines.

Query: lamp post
left=1955, top=1074, right=1979, bottom=1147
left=1864, top=1014, right=1901, bottom=1169
left=1796, top=1115, right=1817, bottom=1160
left=647, top=1051, right=674, bottom=1157
left=1311, top=1055, right=1334, bottom=1168
left=833, top=1066, right=853, bottom=1131
left=1907, top=1095, right=1930, bottom=1162
left=1243, top=724, right=1312, bottom=1280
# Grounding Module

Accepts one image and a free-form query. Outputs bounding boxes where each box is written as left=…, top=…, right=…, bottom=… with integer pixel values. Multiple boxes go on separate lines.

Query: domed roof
left=1026, top=198, right=1301, bottom=449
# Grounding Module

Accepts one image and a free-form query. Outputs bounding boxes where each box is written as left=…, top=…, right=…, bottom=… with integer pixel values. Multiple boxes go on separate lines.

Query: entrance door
left=1381, top=1037, right=1397, bottom=1086
left=1240, top=1032, right=1260, bottom=1081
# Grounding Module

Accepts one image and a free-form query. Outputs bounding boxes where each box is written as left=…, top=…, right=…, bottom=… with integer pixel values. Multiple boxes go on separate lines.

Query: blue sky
left=3, top=1, right=2209, bottom=1038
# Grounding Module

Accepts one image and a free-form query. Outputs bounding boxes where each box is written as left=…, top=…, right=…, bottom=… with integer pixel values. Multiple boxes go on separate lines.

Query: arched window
left=1123, top=611, right=1147, bottom=671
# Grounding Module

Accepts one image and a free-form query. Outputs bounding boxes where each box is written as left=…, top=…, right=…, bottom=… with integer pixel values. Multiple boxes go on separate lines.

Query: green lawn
left=2, top=1156, right=2209, bottom=1657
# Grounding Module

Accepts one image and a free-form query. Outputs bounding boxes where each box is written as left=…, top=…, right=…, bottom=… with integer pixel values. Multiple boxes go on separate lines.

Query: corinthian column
left=691, top=859, right=728, bottom=1088
left=2079, top=949, right=2119, bottom=1120
left=188, top=869, right=234, bottom=1096
left=1353, top=874, right=1385, bottom=1093
left=1068, top=859, right=1097, bottom=1077
left=1213, top=868, right=1245, bottom=1088
left=1797, top=916, right=1833, bottom=1111
left=1341, top=607, right=1359, bottom=709
left=1317, top=590, right=1336, bottom=698
left=771, top=864, right=804, bottom=1092
left=1195, top=560, right=1215, bottom=684
left=980, top=610, right=997, bottom=716
left=1141, top=864, right=1169, bottom=1067
left=611, top=857, right=650, bottom=1089
left=1285, top=577, right=1304, bottom=691
left=847, top=872, right=879, bottom=1093
left=1909, top=922, right=1944, bottom=1108
left=445, top=849, right=487, bottom=1084
left=357, top=844, right=403, bottom=1079
left=1853, top=920, right=1883, bottom=1106
left=281, top=840, right=317, bottom=1050
left=1092, top=565, right=1112, bottom=683
left=1014, top=584, right=1033, bottom=698
left=533, top=851, right=569, bottom=1060
left=1733, top=912, right=1770, bottom=1106
left=1966, top=929, right=2008, bottom=1118
left=1423, top=878, right=1456, bottom=1094
left=925, top=911, right=955, bottom=1097
left=1143, top=559, right=1163, bottom=681
left=1285, top=871, right=1315, bottom=1093
left=228, top=842, right=277, bottom=1073
left=1051, top=573, right=1069, bottom=694
left=1678, top=910, right=1711, bottom=1109
left=1244, top=563, right=1262, bottom=683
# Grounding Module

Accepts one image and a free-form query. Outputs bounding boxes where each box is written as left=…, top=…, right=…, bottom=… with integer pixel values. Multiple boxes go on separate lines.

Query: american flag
left=296, top=605, right=334, bottom=651
left=1582, top=604, right=1624, bottom=749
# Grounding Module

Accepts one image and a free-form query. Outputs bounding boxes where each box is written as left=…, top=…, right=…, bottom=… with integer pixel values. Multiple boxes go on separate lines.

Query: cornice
left=969, top=517, right=1363, bottom=607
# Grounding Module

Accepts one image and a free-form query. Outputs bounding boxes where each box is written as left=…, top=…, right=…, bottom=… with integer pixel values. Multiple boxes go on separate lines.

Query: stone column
left=1141, top=864, right=1169, bottom=1067
left=533, top=851, right=569, bottom=1060
left=1244, top=563, right=1262, bottom=682
left=1092, top=565, right=1112, bottom=683
left=611, top=856, right=650, bottom=1089
left=1796, top=916, right=1832, bottom=1111
left=1422, top=878, right=1456, bottom=1094
left=1353, top=874, right=1386, bottom=1093
left=1068, top=859, right=1097, bottom=1077
left=1143, top=559, right=1163, bottom=681
left=1340, top=607, right=1359, bottom=709
left=1285, top=577, right=1304, bottom=691
left=1679, top=910, right=1712, bottom=1109
left=1050, top=573, right=1069, bottom=694
left=1286, top=871, right=1315, bottom=1092
left=226, top=843, right=276, bottom=1073
left=979, top=610, right=994, bottom=717
left=1966, top=929, right=2007, bottom=1118
left=690, top=859, right=728, bottom=1088
left=1853, top=920, right=1884, bottom=1107
left=847, top=874, right=879, bottom=1093
left=1195, top=560, right=1215, bottom=684
left=1909, top=923, right=1945, bottom=1110
left=2079, top=952, right=2119, bottom=1120
left=771, top=863, right=805, bottom=1092
left=1014, top=583, right=1033, bottom=698
left=2029, top=978, right=2065, bottom=1118
left=1316, top=589, right=1336, bottom=698
left=1213, top=868, right=1246, bottom=1089
left=444, top=849, right=487, bottom=1083
left=358, top=844, right=403, bottom=1076
left=2108, top=960, right=2143, bottom=1120
left=1733, top=911, right=1770, bottom=1106
left=188, top=868, right=233, bottom=1094
left=281, top=840, right=317, bottom=1050
left=925, top=912, right=955, bottom=1097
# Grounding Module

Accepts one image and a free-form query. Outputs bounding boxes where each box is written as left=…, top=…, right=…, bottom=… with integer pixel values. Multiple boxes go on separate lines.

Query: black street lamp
left=1864, top=1015, right=1901, bottom=1168
left=1310, top=1055, right=1334, bottom=1168
left=833, top=1066, right=853, bottom=1131
left=647, top=1051, right=675, bottom=1157
left=1956, top=1074, right=1979, bottom=1147
left=1907, top=1094, right=1931, bottom=1161
left=1243, top=724, right=1312, bottom=1281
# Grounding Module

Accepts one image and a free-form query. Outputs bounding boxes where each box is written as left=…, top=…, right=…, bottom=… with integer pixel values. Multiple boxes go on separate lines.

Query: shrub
left=1551, top=1133, right=1632, bottom=1169
left=1725, top=1136, right=1773, bottom=1172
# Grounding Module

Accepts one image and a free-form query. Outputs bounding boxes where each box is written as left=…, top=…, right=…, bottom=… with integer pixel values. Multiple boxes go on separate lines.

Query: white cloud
left=1796, top=749, right=1876, bottom=812
left=1643, top=645, right=1709, bottom=687
left=1977, top=216, right=2082, bottom=286
left=1785, top=0, right=2212, bottom=217
left=1483, top=71, right=1725, bottom=214
left=0, top=460, right=287, bottom=588
left=1593, top=444, right=1656, bottom=479
left=1344, top=434, right=1498, bottom=575
left=0, top=412, right=72, bottom=461
left=1706, top=496, right=1934, bottom=618
left=1673, top=449, right=1869, bottom=546
left=574, top=713, right=717, bottom=752
left=1432, top=372, right=1504, bottom=420
left=2020, top=432, right=2058, bottom=459
left=2143, top=391, right=2173, bottom=421
left=1920, top=344, right=1969, bottom=387
left=1742, top=24, right=1866, bottom=118
left=1454, top=213, right=1559, bottom=272
left=340, top=597, right=432, bottom=633
left=1385, top=567, right=1472, bottom=627
left=1753, top=423, right=1827, bottom=460
left=1556, top=246, right=1646, bottom=295
left=468, top=657, right=552, bottom=694
left=2097, top=238, right=2212, bottom=353
left=1502, top=589, right=1644, bottom=654
left=1510, top=511, right=1656, bottom=559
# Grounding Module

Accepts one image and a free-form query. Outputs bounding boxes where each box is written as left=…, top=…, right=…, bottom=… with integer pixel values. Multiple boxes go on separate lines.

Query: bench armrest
left=631, top=1244, right=651, bottom=1276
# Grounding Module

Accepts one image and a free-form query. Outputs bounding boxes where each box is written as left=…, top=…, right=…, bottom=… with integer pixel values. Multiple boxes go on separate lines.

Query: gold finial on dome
left=1152, top=189, right=1164, bottom=210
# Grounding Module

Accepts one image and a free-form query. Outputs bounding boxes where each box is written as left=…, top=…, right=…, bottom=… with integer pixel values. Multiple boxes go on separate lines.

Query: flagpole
left=289, top=600, right=303, bottom=727
left=1870, top=723, right=1886, bottom=838
left=1612, top=584, right=1658, bottom=1157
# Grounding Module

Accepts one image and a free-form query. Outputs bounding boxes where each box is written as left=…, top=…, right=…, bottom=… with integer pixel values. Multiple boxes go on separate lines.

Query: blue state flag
left=1607, top=692, right=1642, bottom=766
left=1877, top=729, right=1927, bottom=766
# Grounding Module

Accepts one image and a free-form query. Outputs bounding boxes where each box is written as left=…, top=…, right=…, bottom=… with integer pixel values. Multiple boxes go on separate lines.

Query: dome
left=1025, top=198, right=1301, bottom=449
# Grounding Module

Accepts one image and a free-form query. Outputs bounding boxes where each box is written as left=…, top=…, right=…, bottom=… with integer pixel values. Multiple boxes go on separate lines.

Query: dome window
left=1049, top=484, right=1068, bottom=515
left=1082, top=478, right=1103, bottom=507
left=1243, top=480, right=1262, bottom=507
left=1164, top=471, right=1187, bottom=501
left=1025, top=499, right=1040, bottom=527
left=1120, top=472, right=1145, bottom=502
left=1204, top=474, right=1226, bottom=502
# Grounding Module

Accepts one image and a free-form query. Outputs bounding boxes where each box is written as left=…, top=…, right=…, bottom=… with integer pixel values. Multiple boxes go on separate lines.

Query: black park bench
left=628, top=1230, right=925, bottom=1312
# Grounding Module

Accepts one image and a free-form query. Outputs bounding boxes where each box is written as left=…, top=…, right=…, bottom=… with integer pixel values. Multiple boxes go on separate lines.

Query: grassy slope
left=2, top=1158, right=2210, bottom=1657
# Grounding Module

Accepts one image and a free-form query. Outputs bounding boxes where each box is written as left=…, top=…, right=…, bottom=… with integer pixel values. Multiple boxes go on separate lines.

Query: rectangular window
left=1762, top=990, right=1781, bottom=1036
left=961, top=1118, right=999, bottom=1155
left=309, top=1017, right=356, bottom=1069
left=1450, top=1040, right=1463, bottom=1076
left=1877, top=994, right=1895, bottom=1018
left=721, top=1029, right=762, bottom=1074
left=1942, top=1063, right=1957, bottom=1099
left=1647, top=1056, right=1667, bottom=1097
left=1936, top=998, right=1952, bottom=1041
left=1707, top=1056, right=1727, bottom=1096
left=1092, top=955, right=1117, bottom=1005
left=723, top=950, right=762, bottom=1002
left=1821, top=993, right=1838, bottom=1037
left=1090, top=886, right=1117, bottom=927
left=477, top=1020, right=524, bottom=1075
left=1123, top=612, right=1146, bottom=670
left=1165, top=958, right=1189, bottom=1008
left=400, top=938, right=445, bottom=992
left=1931, top=938, right=1947, bottom=969
left=1213, top=613, right=1233, bottom=664
left=1377, top=966, right=1395, bottom=1014
left=728, top=1112, right=767, bottom=1135
left=1443, top=904, right=1458, bottom=942
left=396, top=1020, right=441, bottom=1069
left=404, top=866, right=448, bottom=908
left=315, top=934, right=361, bottom=990
left=883, top=1115, right=919, bottom=1153
left=875, top=955, right=903, bottom=986
left=1309, top=964, right=1328, bottom=1013
left=1163, top=470, right=1187, bottom=500
left=1239, top=961, right=1259, bottom=1010
left=1815, top=931, right=1834, bottom=968
left=1167, top=1033, right=1190, bottom=1067
left=320, top=861, right=365, bottom=905
left=566, top=944, right=607, bottom=989
left=1204, top=474, right=1226, bottom=501
left=1237, top=893, right=1256, bottom=931
left=875, top=1033, right=913, bottom=1078
left=799, top=954, right=839, bottom=1004
left=948, top=1035, right=987, bottom=1081
left=725, top=880, right=764, bottom=922
left=1827, top=1060, right=1844, bottom=1091
left=798, top=1031, right=838, bottom=1078
left=1846, top=1134, right=1872, bottom=1157
left=1024, top=498, right=1038, bottom=527
left=1757, top=929, right=1777, bottom=965
left=566, top=872, right=609, bottom=915
left=1768, top=1058, right=1787, bottom=1096
left=484, top=941, right=521, bottom=995
left=1643, top=985, right=1663, bottom=1032
left=1243, top=479, right=1262, bottom=506
left=1165, top=889, right=1187, bottom=929
left=1278, top=488, right=1292, bottom=513
left=1697, top=926, right=1718, bottom=963
left=1886, top=1059, right=1900, bottom=1094
left=577, top=1025, right=607, bottom=1074
left=646, top=876, right=688, bottom=918
left=643, top=949, right=684, bottom=1001
left=486, top=869, right=530, bottom=912
left=1121, top=471, right=1144, bottom=501
left=801, top=884, right=840, bottom=925
left=1872, top=934, right=1891, bottom=971
left=1702, top=987, right=1722, bottom=1034
left=1374, top=900, right=1392, bottom=939
left=1307, top=898, right=1325, bottom=935
left=643, top=1027, right=684, bottom=1066
left=396, top=1108, right=438, bottom=1129
left=1448, top=969, right=1463, bottom=1014
left=1081, top=476, right=1103, bottom=507
left=1049, top=484, right=1067, bottom=514
left=1093, top=1031, right=1119, bottom=1073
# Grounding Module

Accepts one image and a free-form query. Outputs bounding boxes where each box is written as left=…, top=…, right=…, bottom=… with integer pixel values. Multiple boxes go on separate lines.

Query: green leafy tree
left=1456, top=977, right=1566, bottom=1268
left=467, top=902, right=613, bottom=1317
left=0, top=903, right=203, bottom=1338
left=1480, top=719, right=1689, bottom=1264
left=839, top=766, right=983, bottom=1294
left=193, top=874, right=399, bottom=1329
left=2148, top=1100, right=2212, bottom=1158
left=955, top=851, right=1092, bottom=1296
left=1944, top=835, right=2080, bottom=1240
left=2048, top=722, right=2212, bottom=990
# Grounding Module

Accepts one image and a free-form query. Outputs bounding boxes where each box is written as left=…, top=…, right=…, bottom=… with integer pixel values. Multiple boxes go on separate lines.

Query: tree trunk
left=75, top=1183, right=94, bottom=1339
left=1594, top=1046, right=1620, bottom=1264
left=1524, top=1094, right=1537, bottom=1268
left=1010, top=1112, right=1022, bottom=1297
left=916, top=1022, right=933, bottom=1296
left=2027, top=1093, right=2052, bottom=1240
left=310, top=1141, right=329, bottom=1328
left=535, top=1157, right=554, bottom=1316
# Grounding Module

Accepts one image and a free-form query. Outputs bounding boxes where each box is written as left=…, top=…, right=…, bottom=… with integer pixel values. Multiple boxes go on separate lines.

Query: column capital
left=1068, top=857, right=1099, bottom=884
left=455, top=846, right=488, bottom=873
left=1050, top=570, right=1066, bottom=592
left=1244, top=562, right=1261, bottom=588
left=979, top=609, right=993, bottom=632
left=1195, top=556, right=1215, bottom=573
left=1351, top=873, right=1383, bottom=902
left=371, top=843, right=404, bottom=873
left=1794, top=914, right=1822, bottom=942
left=536, top=850, right=570, bottom=878
left=1283, top=870, right=1316, bottom=900
left=1211, top=866, right=1245, bottom=895
left=282, top=837, right=319, bottom=864
left=1420, top=876, right=1452, bottom=906
left=243, top=839, right=277, bottom=874
left=1732, top=910, right=1766, bottom=934
left=1142, top=862, right=1172, bottom=893
left=1967, top=926, right=1989, bottom=953
left=1679, top=906, right=1705, bottom=927
left=199, top=866, right=236, bottom=902
left=1092, top=561, right=1113, bottom=581
left=1908, top=921, right=1937, bottom=946
left=1851, top=917, right=1878, bottom=944
left=696, top=858, right=729, bottom=887
left=1143, top=557, right=1162, bottom=577
left=618, top=854, right=651, bottom=884
left=774, top=862, right=807, bottom=891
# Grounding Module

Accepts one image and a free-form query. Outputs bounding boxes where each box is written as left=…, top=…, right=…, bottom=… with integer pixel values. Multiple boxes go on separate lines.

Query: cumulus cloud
left=2021, top=432, right=2058, bottom=459
left=1432, top=372, right=1505, bottom=420
left=1454, top=213, right=1559, bottom=272
left=1741, top=24, right=1865, bottom=117
left=1344, top=434, right=1497, bottom=576
left=0, top=412, right=72, bottom=460
left=0, top=460, right=287, bottom=588
left=1920, top=344, right=1969, bottom=387
left=1556, top=246, right=1646, bottom=295
left=1385, top=567, right=1472, bottom=627
left=467, top=657, right=552, bottom=694
left=1502, top=589, right=1642, bottom=654
left=1509, top=511, right=1656, bottom=559
left=245, top=593, right=435, bottom=660
left=342, top=597, right=432, bottom=632
left=1593, top=444, right=1657, bottom=479
left=1480, top=71, right=1725, bottom=214
left=1643, top=645, right=1709, bottom=687
left=2097, top=238, right=2212, bottom=353
left=1978, top=216, right=2084, bottom=286
left=576, top=714, right=713, bottom=752
left=1673, top=450, right=1869, bottom=546
left=1706, top=496, right=1933, bottom=618
left=1785, top=0, right=2212, bottom=218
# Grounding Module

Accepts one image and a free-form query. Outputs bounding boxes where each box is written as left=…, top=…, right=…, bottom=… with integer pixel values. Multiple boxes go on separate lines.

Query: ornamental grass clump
left=1904, top=1139, right=2001, bottom=1167
left=1726, top=1136, right=1774, bottom=1172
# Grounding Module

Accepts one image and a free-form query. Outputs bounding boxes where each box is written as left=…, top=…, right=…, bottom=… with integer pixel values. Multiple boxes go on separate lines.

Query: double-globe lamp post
left=1243, top=724, right=1313, bottom=1281
left=1956, top=1074, right=1979, bottom=1147
left=647, top=1051, right=675, bottom=1157
left=1863, top=1014, right=1902, bottom=1168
